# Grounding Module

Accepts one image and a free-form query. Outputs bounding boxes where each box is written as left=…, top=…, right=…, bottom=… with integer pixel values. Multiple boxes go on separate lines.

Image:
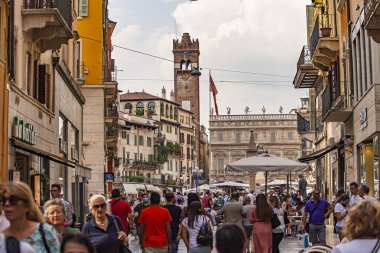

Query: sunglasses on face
left=93, top=203, right=106, bottom=209
left=1, top=195, right=27, bottom=206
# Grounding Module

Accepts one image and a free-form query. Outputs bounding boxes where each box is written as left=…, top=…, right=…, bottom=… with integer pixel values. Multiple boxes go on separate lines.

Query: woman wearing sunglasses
left=44, top=199, right=78, bottom=240
left=1, top=181, right=60, bottom=253
left=82, top=194, right=129, bottom=253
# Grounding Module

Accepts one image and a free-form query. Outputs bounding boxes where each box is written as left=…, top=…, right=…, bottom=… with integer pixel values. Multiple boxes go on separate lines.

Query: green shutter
left=80, top=0, right=88, bottom=17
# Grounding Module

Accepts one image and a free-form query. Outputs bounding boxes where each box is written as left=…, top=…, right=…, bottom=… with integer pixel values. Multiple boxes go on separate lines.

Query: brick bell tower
left=173, top=33, right=200, bottom=121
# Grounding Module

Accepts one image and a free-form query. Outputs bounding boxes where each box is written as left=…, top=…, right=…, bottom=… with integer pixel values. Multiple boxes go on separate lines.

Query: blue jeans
left=189, top=246, right=211, bottom=253
left=171, top=239, right=179, bottom=253
left=308, top=224, right=326, bottom=245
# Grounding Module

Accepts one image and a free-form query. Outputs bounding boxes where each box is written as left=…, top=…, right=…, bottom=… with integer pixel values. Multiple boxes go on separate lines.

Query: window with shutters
left=139, top=136, right=144, bottom=146
left=79, top=0, right=88, bottom=17
left=76, top=40, right=82, bottom=79
left=147, top=137, right=152, bottom=147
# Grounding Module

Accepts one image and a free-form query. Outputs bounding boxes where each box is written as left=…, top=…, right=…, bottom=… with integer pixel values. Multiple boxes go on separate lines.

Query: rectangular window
left=121, top=131, right=126, bottom=139
left=218, top=132, right=223, bottom=141
left=134, top=135, right=137, bottom=146
left=134, top=153, right=138, bottom=162
left=139, top=136, right=144, bottom=146
left=217, top=158, right=224, bottom=174
left=126, top=133, right=129, bottom=144
left=167, top=125, right=169, bottom=133
left=25, top=52, right=32, bottom=95
left=175, top=127, right=178, bottom=135
left=76, top=40, right=82, bottom=79
left=126, top=153, right=130, bottom=164
left=271, top=132, right=276, bottom=142
left=288, top=132, right=293, bottom=140
left=140, top=153, right=143, bottom=161
left=148, top=154, right=154, bottom=162
left=79, top=0, right=88, bottom=17
left=236, top=132, right=241, bottom=143
left=180, top=133, right=184, bottom=144
left=187, top=147, right=190, bottom=160
left=187, top=134, right=191, bottom=144
left=147, top=137, right=152, bottom=147
left=123, top=147, right=126, bottom=164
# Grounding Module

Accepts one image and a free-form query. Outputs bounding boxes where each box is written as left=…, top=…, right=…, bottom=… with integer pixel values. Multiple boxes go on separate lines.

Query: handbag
left=112, top=216, right=132, bottom=253
left=196, top=216, right=213, bottom=246
left=271, top=212, right=281, bottom=229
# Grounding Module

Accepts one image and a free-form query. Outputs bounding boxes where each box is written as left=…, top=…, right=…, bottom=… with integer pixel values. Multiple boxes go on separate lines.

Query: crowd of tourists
left=0, top=181, right=379, bottom=253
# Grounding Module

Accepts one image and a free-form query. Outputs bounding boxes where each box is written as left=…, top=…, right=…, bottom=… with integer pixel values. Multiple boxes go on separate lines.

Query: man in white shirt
left=247, top=190, right=255, bottom=205
left=359, top=185, right=377, bottom=202
left=349, top=182, right=362, bottom=206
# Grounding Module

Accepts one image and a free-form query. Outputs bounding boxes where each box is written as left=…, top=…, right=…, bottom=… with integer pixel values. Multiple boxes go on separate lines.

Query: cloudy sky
left=109, top=0, right=309, bottom=126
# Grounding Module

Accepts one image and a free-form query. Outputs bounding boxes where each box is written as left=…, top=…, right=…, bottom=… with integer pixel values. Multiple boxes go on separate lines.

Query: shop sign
left=360, top=108, right=368, bottom=130
left=12, top=116, right=37, bottom=145
left=104, top=172, right=114, bottom=183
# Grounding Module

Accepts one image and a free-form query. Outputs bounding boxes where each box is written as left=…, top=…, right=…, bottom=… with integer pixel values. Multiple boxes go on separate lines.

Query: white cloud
left=111, top=0, right=308, bottom=126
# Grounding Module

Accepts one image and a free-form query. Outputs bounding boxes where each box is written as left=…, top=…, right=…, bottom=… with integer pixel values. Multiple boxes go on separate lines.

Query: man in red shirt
left=139, top=192, right=172, bottom=253
left=109, top=188, right=133, bottom=233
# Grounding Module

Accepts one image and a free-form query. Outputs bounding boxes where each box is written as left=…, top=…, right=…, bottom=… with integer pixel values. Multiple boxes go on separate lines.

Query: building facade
left=119, top=89, right=196, bottom=188
left=77, top=0, right=118, bottom=194
left=294, top=0, right=380, bottom=200
left=6, top=0, right=91, bottom=224
left=209, top=114, right=302, bottom=184
left=0, top=0, right=9, bottom=183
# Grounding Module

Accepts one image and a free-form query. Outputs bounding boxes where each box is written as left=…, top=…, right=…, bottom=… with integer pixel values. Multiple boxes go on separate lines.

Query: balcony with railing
left=364, top=0, right=380, bottom=42
left=310, top=15, right=339, bottom=72
left=22, top=0, right=73, bottom=52
left=293, top=45, right=319, bottom=89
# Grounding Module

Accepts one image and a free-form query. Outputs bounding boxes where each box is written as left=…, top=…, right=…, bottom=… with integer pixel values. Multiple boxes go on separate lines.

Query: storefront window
left=373, top=136, right=379, bottom=199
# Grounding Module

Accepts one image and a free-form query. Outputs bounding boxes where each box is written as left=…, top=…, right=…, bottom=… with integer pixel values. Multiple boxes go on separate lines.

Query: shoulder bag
left=39, top=223, right=51, bottom=253
left=271, top=212, right=281, bottom=229
left=196, top=216, right=213, bottom=246
left=112, top=216, right=132, bottom=253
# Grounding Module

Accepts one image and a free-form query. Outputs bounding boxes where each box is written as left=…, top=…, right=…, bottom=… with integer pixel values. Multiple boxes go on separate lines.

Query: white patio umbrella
left=225, top=153, right=309, bottom=194
left=212, top=181, right=250, bottom=188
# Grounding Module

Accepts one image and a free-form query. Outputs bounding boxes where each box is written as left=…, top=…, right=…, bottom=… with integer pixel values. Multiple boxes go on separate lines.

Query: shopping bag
left=297, top=233, right=309, bottom=248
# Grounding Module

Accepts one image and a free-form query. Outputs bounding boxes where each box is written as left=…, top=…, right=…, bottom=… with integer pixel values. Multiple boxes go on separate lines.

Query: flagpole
left=209, top=70, right=212, bottom=118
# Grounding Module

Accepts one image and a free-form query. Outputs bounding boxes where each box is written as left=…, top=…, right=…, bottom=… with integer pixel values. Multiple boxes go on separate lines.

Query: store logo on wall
left=12, top=116, right=37, bottom=145
left=360, top=108, right=368, bottom=130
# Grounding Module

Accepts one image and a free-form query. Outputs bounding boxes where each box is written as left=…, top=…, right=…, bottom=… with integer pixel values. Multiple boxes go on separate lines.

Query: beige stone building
left=209, top=113, right=302, bottom=184
left=178, top=107, right=194, bottom=187
left=7, top=0, right=91, bottom=224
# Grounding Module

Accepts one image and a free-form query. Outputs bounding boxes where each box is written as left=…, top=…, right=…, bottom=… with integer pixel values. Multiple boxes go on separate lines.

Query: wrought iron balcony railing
left=23, top=0, right=72, bottom=30
left=297, top=46, right=312, bottom=69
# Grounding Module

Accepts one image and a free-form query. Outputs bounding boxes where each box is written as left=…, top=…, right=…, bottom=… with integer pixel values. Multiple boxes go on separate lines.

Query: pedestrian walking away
left=138, top=192, right=172, bottom=253
left=109, top=188, right=134, bottom=233
left=82, top=194, right=129, bottom=253
left=164, top=192, right=183, bottom=253
left=249, top=194, right=272, bottom=253
left=181, top=201, right=212, bottom=253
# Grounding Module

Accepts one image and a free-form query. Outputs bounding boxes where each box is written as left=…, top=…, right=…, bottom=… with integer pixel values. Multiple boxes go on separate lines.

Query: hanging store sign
left=359, top=108, right=368, bottom=130
left=12, top=116, right=37, bottom=145
left=104, top=172, right=114, bottom=183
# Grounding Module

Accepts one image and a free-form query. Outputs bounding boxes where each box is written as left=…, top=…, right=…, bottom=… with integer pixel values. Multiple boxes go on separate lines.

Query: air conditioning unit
left=71, top=147, right=79, bottom=161
left=59, top=138, right=67, bottom=154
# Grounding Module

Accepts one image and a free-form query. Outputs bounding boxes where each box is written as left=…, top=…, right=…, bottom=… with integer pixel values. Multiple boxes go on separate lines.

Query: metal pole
left=287, top=173, right=289, bottom=195
left=196, top=174, right=199, bottom=193
left=290, top=172, right=292, bottom=193
left=265, top=171, right=268, bottom=196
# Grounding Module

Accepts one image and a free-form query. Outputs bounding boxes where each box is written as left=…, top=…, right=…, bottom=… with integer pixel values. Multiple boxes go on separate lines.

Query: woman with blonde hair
left=82, top=194, right=129, bottom=253
left=331, top=200, right=380, bottom=253
left=1, top=181, right=60, bottom=252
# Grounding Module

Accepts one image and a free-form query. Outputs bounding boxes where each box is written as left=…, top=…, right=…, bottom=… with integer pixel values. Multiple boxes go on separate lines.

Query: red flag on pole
left=210, top=74, right=219, bottom=115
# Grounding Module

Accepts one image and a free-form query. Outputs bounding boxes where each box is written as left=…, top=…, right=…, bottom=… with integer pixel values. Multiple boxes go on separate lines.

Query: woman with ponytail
left=1, top=181, right=60, bottom=253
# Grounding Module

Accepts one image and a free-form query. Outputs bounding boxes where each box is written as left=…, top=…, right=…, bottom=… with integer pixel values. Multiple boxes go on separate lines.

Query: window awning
left=298, top=141, right=341, bottom=163
left=145, top=184, right=160, bottom=192
left=123, top=183, right=137, bottom=194
left=134, top=183, right=146, bottom=191
left=75, top=164, right=92, bottom=178
left=11, top=138, right=75, bottom=168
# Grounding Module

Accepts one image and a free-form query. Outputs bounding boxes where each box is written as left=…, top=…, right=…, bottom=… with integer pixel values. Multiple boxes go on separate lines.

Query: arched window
left=125, top=103, right=132, bottom=113
left=147, top=102, right=155, bottom=115
left=165, top=104, right=169, bottom=117
left=136, top=102, right=144, bottom=116
left=186, top=60, right=192, bottom=70
left=180, top=60, right=186, bottom=70
left=160, top=102, right=164, bottom=115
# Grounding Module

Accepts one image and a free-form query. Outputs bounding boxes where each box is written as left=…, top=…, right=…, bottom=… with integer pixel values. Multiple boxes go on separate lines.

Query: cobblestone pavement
left=128, top=226, right=339, bottom=253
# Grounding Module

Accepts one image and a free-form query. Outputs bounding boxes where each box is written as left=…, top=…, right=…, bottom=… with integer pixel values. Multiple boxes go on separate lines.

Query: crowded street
left=1, top=0, right=380, bottom=253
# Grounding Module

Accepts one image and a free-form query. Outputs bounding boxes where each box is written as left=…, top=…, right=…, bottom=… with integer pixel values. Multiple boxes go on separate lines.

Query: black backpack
left=196, top=216, right=213, bottom=246
left=6, top=236, right=20, bottom=253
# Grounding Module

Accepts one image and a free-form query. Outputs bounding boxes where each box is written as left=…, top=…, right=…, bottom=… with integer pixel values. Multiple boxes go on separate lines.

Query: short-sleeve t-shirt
left=109, top=199, right=132, bottom=233
left=182, top=215, right=210, bottom=249
left=223, top=200, right=246, bottom=227
left=334, top=203, right=348, bottom=227
left=304, top=199, right=330, bottom=225
left=138, top=206, right=172, bottom=248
